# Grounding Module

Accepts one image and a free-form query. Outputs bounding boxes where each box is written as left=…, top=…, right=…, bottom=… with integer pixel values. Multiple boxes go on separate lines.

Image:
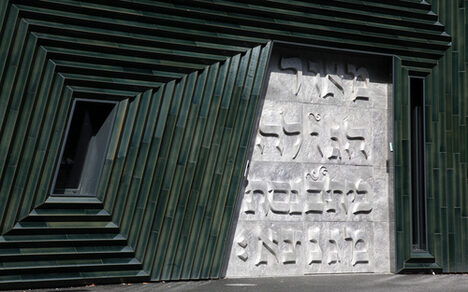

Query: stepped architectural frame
left=0, top=0, right=465, bottom=289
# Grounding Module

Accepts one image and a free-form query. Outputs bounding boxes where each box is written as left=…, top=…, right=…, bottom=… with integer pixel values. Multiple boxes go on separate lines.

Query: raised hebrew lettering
left=281, top=229, right=302, bottom=264
left=280, top=112, right=302, bottom=159
left=268, top=181, right=295, bottom=214
left=304, top=178, right=326, bottom=213
left=345, top=226, right=370, bottom=265
left=279, top=56, right=373, bottom=104
left=228, top=51, right=390, bottom=276
left=308, top=61, right=345, bottom=100
left=251, top=227, right=303, bottom=266
left=307, top=226, right=322, bottom=264
left=329, top=125, right=343, bottom=160
left=346, top=125, right=370, bottom=160
left=281, top=57, right=302, bottom=95
left=347, top=64, right=370, bottom=102
left=243, top=180, right=270, bottom=215
left=257, top=111, right=370, bottom=161
left=236, top=229, right=249, bottom=262
left=352, top=179, right=372, bottom=214
left=258, top=119, right=283, bottom=156
left=243, top=178, right=302, bottom=215
left=327, top=228, right=341, bottom=264
left=256, top=228, right=280, bottom=266
left=307, top=61, right=322, bottom=101
left=233, top=225, right=371, bottom=269
left=304, top=166, right=328, bottom=213
left=329, top=121, right=370, bottom=161
left=256, top=110, right=302, bottom=159
left=322, top=63, right=345, bottom=99
left=307, top=113, right=324, bottom=158
left=244, top=168, right=372, bottom=216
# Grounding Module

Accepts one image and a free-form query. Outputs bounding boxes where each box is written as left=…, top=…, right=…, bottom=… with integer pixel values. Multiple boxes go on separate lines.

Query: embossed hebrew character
left=243, top=179, right=271, bottom=215
left=305, top=180, right=325, bottom=213
left=340, top=121, right=352, bottom=160
left=346, top=126, right=369, bottom=160
left=280, top=111, right=302, bottom=159
left=322, top=63, right=345, bottom=99
left=351, top=179, right=372, bottom=214
left=281, top=57, right=302, bottom=95
left=243, top=180, right=256, bottom=214
left=347, top=64, right=370, bottom=102
left=304, top=168, right=328, bottom=213
left=327, top=228, right=341, bottom=264
left=288, top=179, right=303, bottom=214
left=307, top=113, right=324, bottom=158
left=255, top=135, right=263, bottom=155
left=281, top=229, right=302, bottom=264
left=341, top=180, right=355, bottom=215
left=258, top=118, right=283, bottom=156
left=268, top=181, right=291, bottom=214
left=268, top=181, right=293, bottom=214
left=344, top=226, right=370, bottom=265
left=329, top=125, right=343, bottom=160
left=308, top=61, right=323, bottom=101
left=256, top=228, right=280, bottom=266
left=235, top=229, right=249, bottom=262
left=326, top=179, right=344, bottom=213
left=308, top=61, right=345, bottom=100
left=329, top=120, right=370, bottom=161
left=307, top=226, right=322, bottom=264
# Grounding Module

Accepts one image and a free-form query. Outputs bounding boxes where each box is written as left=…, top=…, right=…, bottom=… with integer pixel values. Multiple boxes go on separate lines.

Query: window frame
left=49, top=98, right=118, bottom=197
left=408, top=76, right=428, bottom=252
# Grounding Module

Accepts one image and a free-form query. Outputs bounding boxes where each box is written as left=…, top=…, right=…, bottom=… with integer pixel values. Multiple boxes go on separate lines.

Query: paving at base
left=12, top=274, right=468, bottom=292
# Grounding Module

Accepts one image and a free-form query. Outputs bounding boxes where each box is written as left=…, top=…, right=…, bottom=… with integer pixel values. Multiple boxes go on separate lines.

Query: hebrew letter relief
left=327, top=120, right=370, bottom=161
left=268, top=181, right=295, bottom=214
left=256, top=228, right=280, bottom=266
left=308, top=61, right=345, bottom=100
left=352, top=179, right=372, bottom=214
left=345, top=123, right=370, bottom=160
left=345, top=226, right=370, bottom=265
left=281, top=229, right=302, bottom=264
left=281, top=57, right=302, bottom=95
left=256, top=109, right=303, bottom=159
left=307, top=113, right=324, bottom=158
left=243, top=180, right=270, bottom=215
left=328, top=124, right=344, bottom=160
left=347, top=64, right=370, bottom=102
left=322, top=63, right=345, bottom=100
left=255, top=227, right=302, bottom=266
left=307, top=226, right=322, bottom=264
left=308, top=61, right=323, bottom=101
left=228, top=50, right=390, bottom=277
left=327, top=228, right=341, bottom=265
left=280, top=111, right=302, bottom=159
left=304, top=166, right=328, bottom=213
left=258, top=118, right=283, bottom=156
left=236, top=229, right=249, bottom=262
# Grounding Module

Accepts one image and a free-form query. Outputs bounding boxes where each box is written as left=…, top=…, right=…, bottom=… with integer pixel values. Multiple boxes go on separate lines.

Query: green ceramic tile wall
left=425, top=0, right=467, bottom=272
left=394, top=0, right=467, bottom=273
left=0, top=0, right=460, bottom=289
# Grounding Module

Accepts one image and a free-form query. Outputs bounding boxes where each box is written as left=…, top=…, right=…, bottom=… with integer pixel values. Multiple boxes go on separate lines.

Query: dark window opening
left=52, top=99, right=117, bottom=196
left=410, top=77, right=427, bottom=251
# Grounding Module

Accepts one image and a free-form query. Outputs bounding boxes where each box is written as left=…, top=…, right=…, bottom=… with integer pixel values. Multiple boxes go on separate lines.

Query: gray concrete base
left=20, top=274, right=468, bottom=292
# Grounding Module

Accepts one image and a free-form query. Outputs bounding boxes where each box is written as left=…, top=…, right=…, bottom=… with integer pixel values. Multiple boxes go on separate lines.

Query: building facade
left=0, top=0, right=466, bottom=289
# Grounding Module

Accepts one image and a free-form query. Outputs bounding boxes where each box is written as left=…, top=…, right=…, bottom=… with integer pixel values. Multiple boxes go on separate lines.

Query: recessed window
left=51, top=99, right=117, bottom=196
left=410, top=77, right=427, bottom=251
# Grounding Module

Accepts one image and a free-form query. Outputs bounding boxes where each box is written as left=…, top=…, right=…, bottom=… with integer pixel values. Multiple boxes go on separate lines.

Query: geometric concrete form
left=226, top=45, right=393, bottom=277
